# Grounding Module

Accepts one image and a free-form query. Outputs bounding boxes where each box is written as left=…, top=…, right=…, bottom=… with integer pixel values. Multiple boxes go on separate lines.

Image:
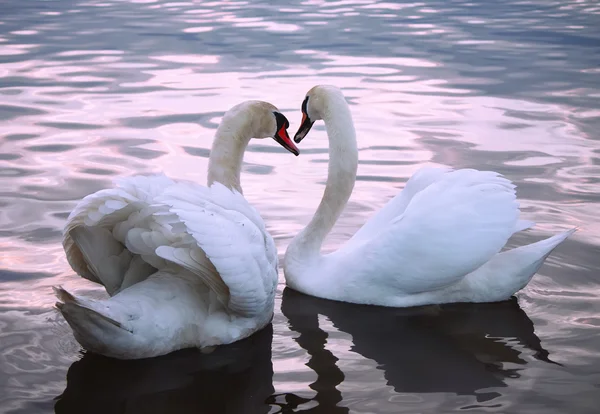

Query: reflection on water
left=55, top=325, right=275, bottom=414
left=278, top=290, right=559, bottom=413
left=1, top=0, right=599, bottom=412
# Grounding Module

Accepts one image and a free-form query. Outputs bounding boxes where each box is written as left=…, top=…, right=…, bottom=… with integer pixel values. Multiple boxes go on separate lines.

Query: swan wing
left=63, top=175, right=176, bottom=295
left=344, top=169, right=520, bottom=293
left=346, top=167, right=451, bottom=249
left=154, top=181, right=278, bottom=317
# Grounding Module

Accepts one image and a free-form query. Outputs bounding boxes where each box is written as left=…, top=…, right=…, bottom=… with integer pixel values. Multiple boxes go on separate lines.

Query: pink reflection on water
left=0, top=46, right=596, bottom=319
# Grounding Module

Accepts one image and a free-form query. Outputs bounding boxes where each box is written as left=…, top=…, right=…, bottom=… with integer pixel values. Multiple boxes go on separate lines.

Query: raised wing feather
left=63, top=175, right=176, bottom=292
left=155, top=182, right=278, bottom=317
left=343, top=169, right=520, bottom=293
left=64, top=175, right=277, bottom=314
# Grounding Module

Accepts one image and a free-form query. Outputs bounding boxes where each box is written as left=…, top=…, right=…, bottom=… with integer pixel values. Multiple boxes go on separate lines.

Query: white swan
left=283, top=85, right=575, bottom=307
left=55, top=100, right=299, bottom=359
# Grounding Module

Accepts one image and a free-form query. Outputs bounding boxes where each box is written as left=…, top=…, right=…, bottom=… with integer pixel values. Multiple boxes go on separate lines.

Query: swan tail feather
left=466, top=228, right=576, bottom=301
left=54, top=286, right=128, bottom=330
left=53, top=286, right=132, bottom=356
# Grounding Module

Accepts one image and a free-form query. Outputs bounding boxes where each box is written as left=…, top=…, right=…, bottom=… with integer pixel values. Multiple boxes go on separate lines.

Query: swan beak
left=274, top=125, right=300, bottom=156
left=294, top=112, right=314, bottom=143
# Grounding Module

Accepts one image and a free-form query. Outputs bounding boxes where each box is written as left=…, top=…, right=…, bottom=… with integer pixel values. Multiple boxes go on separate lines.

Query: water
left=0, top=0, right=599, bottom=412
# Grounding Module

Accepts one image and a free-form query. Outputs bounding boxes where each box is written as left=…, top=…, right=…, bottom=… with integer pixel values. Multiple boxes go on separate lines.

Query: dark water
left=1, top=0, right=599, bottom=412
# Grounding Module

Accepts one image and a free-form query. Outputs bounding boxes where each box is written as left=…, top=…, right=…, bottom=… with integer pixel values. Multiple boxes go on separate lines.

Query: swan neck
left=207, top=123, right=251, bottom=193
left=292, top=99, right=358, bottom=258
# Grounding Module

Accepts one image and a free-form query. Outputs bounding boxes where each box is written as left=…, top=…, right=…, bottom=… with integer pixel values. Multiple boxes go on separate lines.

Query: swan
left=283, top=85, right=575, bottom=307
left=54, top=100, right=299, bottom=359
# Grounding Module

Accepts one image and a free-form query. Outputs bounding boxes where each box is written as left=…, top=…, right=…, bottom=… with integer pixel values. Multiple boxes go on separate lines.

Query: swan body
left=283, top=85, right=574, bottom=307
left=56, top=101, right=299, bottom=359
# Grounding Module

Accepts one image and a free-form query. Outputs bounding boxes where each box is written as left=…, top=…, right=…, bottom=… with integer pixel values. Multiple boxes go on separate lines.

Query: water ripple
left=0, top=0, right=599, bottom=412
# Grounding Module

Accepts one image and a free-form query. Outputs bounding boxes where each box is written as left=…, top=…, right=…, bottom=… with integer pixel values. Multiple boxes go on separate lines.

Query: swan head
left=294, top=85, right=345, bottom=143
left=222, top=100, right=299, bottom=156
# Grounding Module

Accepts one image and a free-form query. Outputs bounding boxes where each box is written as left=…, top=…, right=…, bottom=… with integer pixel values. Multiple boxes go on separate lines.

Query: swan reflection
left=54, top=324, right=274, bottom=414
left=54, top=291, right=557, bottom=413
left=276, top=288, right=557, bottom=412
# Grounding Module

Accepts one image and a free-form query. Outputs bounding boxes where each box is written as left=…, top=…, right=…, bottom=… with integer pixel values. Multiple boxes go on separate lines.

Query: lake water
left=1, top=0, right=599, bottom=412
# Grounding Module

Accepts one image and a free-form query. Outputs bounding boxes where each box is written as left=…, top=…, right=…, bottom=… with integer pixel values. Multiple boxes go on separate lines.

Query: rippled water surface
left=1, top=0, right=599, bottom=412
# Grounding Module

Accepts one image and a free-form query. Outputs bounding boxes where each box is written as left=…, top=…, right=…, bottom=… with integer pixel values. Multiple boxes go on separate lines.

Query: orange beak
left=274, top=124, right=299, bottom=156
left=294, top=111, right=314, bottom=143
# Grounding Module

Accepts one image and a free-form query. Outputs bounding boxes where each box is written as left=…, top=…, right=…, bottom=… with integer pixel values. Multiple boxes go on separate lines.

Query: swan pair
left=55, top=86, right=574, bottom=359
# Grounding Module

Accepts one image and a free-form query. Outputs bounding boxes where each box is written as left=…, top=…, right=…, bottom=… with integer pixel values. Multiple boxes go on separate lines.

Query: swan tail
left=466, top=228, right=576, bottom=302
left=68, top=226, right=132, bottom=296
left=53, top=286, right=132, bottom=356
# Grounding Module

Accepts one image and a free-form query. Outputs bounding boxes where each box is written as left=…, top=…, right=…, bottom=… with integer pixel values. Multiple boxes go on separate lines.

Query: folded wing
left=155, top=182, right=278, bottom=317
left=343, top=169, right=520, bottom=293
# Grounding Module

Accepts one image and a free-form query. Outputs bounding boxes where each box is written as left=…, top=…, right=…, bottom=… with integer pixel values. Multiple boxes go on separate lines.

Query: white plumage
left=55, top=100, right=298, bottom=359
left=284, top=85, right=575, bottom=307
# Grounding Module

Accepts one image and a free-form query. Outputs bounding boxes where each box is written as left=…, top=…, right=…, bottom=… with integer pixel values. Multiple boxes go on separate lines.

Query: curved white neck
left=288, top=97, right=358, bottom=259
left=207, top=123, right=251, bottom=194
